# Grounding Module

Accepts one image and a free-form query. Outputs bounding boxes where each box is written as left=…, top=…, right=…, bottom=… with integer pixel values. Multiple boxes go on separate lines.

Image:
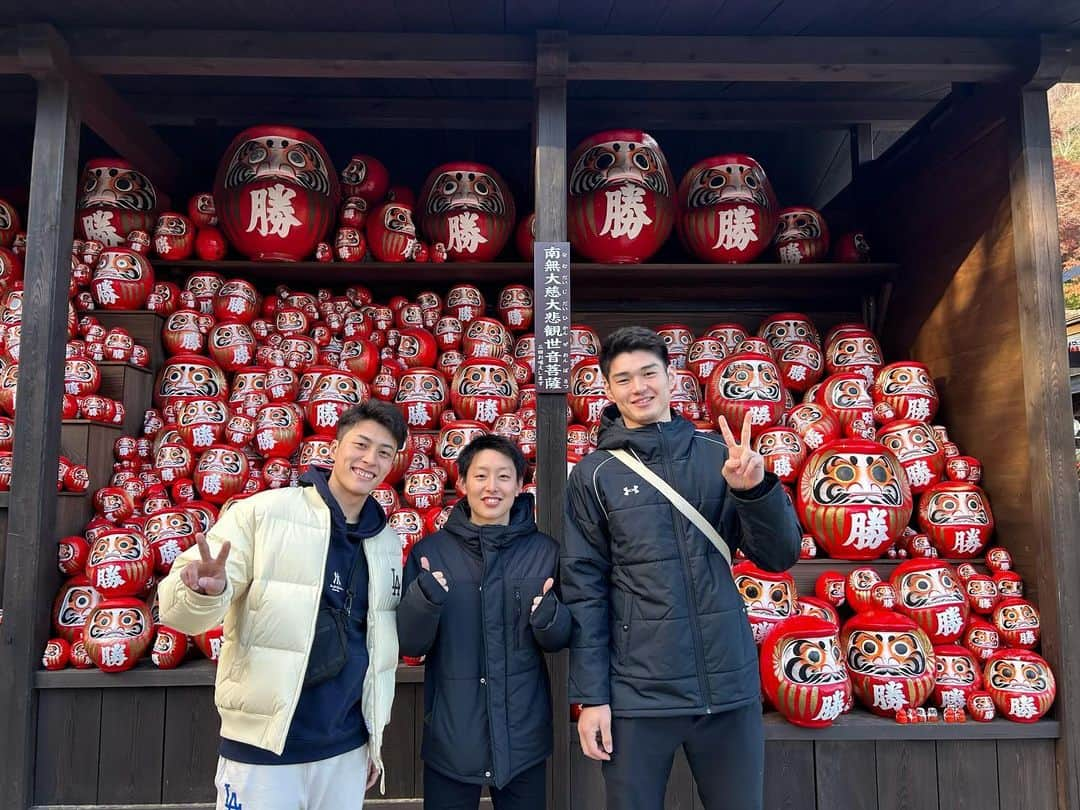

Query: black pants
left=423, top=761, right=546, bottom=810
left=601, top=703, right=764, bottom=810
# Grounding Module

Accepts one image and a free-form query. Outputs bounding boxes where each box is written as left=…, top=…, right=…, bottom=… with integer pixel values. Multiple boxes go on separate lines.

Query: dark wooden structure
left=1, top=4, right=1079, bottom=809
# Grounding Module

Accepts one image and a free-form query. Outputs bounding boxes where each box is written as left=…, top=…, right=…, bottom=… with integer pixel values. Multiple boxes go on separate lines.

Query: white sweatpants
left=215, top=744, right=369, bottom=810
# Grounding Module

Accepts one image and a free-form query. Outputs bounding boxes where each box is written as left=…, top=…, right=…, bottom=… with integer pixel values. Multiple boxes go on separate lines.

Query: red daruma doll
left=678, top=154, right=779, bottom=264
left=214, top=125, right=340, bottom=261
left=568, top=130, right=676, bottom=264
left=418, top=162, right=516, bottom=262
left=760, top=615, right=851, bottom=728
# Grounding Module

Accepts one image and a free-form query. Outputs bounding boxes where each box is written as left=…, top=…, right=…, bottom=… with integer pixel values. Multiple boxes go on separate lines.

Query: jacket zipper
left=656, top=425, right=713, bottom=713
left=478, top=530, right=498, bottom=783
left=513, top=585, right=522, bottom=650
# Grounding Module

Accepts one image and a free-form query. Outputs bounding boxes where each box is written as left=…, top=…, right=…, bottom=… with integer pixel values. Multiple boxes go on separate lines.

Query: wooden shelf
left=151, top=260, right=896, bottom=305
left=35, top=658, right=426, bottom=688
left=760, top=710, right=1059, bottom=741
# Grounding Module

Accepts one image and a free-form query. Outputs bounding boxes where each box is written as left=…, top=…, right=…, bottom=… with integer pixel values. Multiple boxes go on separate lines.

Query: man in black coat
left=398, top=434, right=571, bottom=810
left=562, top=326, right=802, bottom=810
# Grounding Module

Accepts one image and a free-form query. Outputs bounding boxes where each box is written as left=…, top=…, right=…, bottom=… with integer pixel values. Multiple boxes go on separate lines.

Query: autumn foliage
left=1051, top=85, right=1080, bottom=308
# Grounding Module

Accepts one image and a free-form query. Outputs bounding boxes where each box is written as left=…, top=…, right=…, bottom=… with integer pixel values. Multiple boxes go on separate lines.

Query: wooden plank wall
left=32, top=683, right=430, bottom=806
left=865, top=99, right=1040, bottom=602
left=565, top=737, right=1057, bottom=809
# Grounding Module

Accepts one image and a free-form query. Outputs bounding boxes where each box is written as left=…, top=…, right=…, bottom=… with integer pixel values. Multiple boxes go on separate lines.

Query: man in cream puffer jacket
left=159, top=401, right=407, bottom=809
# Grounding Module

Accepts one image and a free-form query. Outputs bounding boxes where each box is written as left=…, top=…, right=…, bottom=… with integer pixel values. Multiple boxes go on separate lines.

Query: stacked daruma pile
left=557, top=313, right=1054, bottom=727
left=44, top=274, right=553, bottom=672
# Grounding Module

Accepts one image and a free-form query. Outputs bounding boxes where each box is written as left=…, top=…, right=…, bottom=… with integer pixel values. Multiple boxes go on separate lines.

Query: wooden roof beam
left=61, top=29, right=536, bottom=80
left=17, top=24, right=180, bottom=189
left=567, top=35, right=1036, bottom=83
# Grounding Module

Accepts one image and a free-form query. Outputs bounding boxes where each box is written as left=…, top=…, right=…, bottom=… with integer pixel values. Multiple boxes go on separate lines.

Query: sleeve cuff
left=417, top=569, right=450, bottom=605
left=730, top=472, right=779, bottom=501
left=529, top=590, right=560, bottom=630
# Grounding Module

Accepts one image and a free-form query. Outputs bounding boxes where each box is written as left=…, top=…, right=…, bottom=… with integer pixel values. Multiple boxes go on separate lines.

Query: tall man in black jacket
left=562, top=326, right=802, bottom=810
left=398, top=435, right=572, bottom=810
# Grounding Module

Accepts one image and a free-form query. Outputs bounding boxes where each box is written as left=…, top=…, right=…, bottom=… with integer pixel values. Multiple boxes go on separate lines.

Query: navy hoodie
left=220, top=467, right=384, bottom=764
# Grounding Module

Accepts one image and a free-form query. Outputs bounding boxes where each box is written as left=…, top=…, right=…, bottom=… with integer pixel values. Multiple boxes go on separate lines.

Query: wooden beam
left=0, top=94, right=935, bottom=131
left=0, top=74, right=81, bottom=810
left=58, top=29, right=535, bottom=80
left=16, top=24, right=179, bottom=189
left=533, top=28, right=569, bottom=810
left=567, top=35, right=1037, bottom=83
left=1007, top=82, right=1080, bottom=810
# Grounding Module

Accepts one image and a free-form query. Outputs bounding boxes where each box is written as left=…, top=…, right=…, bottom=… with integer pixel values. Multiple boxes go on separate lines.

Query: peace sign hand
left=531, top=578, right=555, bottom=615
left=718, top=411, right=765, bottom=491
left=179, top=533, right=231, bottom=597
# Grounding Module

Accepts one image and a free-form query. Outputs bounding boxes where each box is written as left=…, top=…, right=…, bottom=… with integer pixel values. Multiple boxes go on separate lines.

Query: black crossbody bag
left=304, top=546, right=367, bottom=688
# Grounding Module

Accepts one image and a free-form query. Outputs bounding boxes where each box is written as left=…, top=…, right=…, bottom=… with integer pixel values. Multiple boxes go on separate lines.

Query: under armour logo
left=391, top=569, right=402, bottom=597
left=623, top=485, right=640, bottom=496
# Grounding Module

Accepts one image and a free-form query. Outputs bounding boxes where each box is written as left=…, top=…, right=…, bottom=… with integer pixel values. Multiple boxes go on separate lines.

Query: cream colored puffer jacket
left=158, top=485, right=402, bottom=790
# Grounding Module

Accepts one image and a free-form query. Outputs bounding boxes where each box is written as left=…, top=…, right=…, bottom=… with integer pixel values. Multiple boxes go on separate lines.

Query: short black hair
left=599, top=326, right=669, bottom=379
left=456, top=434, right=527, bottom=482
left=336, top=400, right=407, bottom=449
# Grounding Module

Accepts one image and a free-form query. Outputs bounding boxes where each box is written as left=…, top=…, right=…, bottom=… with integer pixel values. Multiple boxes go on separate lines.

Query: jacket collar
left=299, top=466, right=388, bottom=537
left=595, top=402, right=697, bottom=463
left=442, top=492, right=537, bottom=554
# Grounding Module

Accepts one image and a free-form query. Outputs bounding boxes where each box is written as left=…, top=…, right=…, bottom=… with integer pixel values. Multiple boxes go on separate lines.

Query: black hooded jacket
left=562, top=405, right=802, bottom=716
left=397, top=493, right=571, bottom=787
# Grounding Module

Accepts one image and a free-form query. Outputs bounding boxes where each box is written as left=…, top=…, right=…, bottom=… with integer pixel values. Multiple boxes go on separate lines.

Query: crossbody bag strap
left=608, top=449, right=732, bottom=566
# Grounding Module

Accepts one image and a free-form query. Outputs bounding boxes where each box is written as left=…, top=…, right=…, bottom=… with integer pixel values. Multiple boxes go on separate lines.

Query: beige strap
left=608, top=449, right=732, bottom=566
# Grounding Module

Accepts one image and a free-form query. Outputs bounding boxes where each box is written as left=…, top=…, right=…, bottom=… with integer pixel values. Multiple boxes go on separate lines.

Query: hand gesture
left=179, top=533, right=231, bottom=596
left=578, top=704, right=614, bottom=761
left=531, top=578, right=554, bottom=614
left=365, top=756, right=381, bottom=791
left=718, top=411, right=765, bottom=491
left=420, top=556, right=448, bottom=592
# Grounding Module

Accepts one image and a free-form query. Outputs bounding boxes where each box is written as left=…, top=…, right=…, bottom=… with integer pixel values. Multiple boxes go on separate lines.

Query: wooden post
left=534, top=28, right=569, bottom=810
left=1007, top=38, right=1080, bottom=810
left=0, top=75, right=81, bottom=810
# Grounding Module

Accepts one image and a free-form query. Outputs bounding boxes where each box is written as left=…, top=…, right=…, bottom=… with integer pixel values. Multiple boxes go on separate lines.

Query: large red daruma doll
left=677, top=154, right=778, bottom=264
left=842, top=610, right=936, bottom=717
left=418, top=162, right=515, bottom=262
left=797, top=439, right=913, bottom=560
left=705, top=352, right=785, bottom=438
left=732, top=562, right=798, bottom=645
left=77, top=158, right=159, bottom=247
left=760, top=616, right=851, bottom=728
left=568, top=130, right=675, bottom=264
left=214, top=125, right=340, bottom=261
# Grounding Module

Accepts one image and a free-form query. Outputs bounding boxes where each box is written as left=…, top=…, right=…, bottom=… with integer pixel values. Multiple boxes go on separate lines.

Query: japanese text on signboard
left=534, top=241, right=571, bottom=392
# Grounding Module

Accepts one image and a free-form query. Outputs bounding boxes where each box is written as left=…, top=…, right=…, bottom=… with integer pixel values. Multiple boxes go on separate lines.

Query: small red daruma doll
left=984, top=648, right=1055, bottom=722
left=964, top=618, right=1003, bottom=663
left=418, top=162, right=516, bottom=262
left=877, top=419, right=945, bottom=494
left=52, top=575, right=102, bottom=643
left=42, top=637, right=72, bottom=670
left=91, top=246, right=155, bottom=310
left=706, top=353, right=785, bottom=438
left=194, top=445, right=249, bottom=505
left=891, top=559, right=969, bottom=645
left=842, top=610, right=936, bottom=717
left=82, top=596, right=154, bottom=672
left=933, top=644, right=984, bottom=711
left=873, top=362, right=939, bottom=424
left=774, top=207, right=829, bottom=264
left=797, top=439, right=912, bottom=560
left=151, top=624, right=189, bottom=669
left=194, top=625, right=225, bottom=662
left=395, top=367, right=449, bottom=432
left=678, top=153, right=778, bottom=264
left=567, top=129, right=676, bottom=264
left=917, top=481, right=995, bottom=559
left=732, top=562, right=798, bottom=645
left=992, top=597, right=1041, bottom=650
left=367, top=202, right=419, bottom=262
left=450, top=358, right=518, bottom=427
left=753, top=427, right=805, bottom=485
left=153, top=212, right=195, bottom=261
left=759, top=616, right=851, bottom=728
